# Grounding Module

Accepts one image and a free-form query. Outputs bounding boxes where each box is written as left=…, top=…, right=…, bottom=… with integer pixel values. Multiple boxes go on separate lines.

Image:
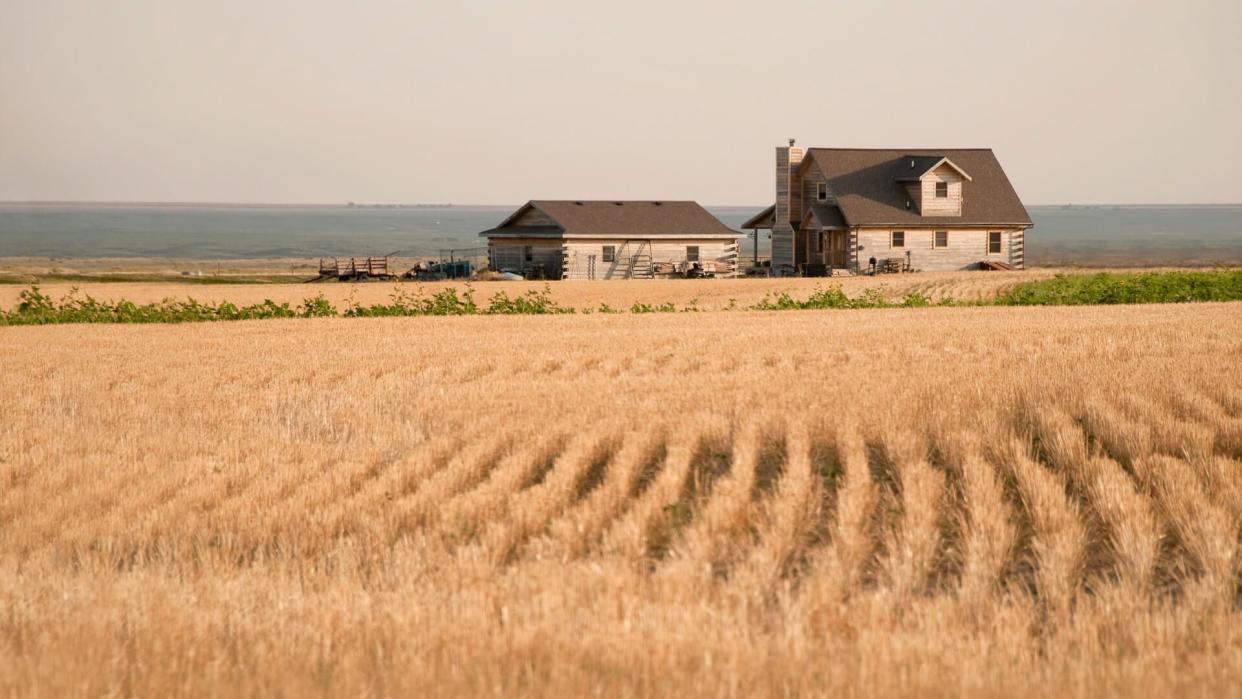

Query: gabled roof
left=893, top=155, right=972, bottom=182
left=801, top=148, right=1031, bottom=226
left=480, top=200, right=739, bottom=239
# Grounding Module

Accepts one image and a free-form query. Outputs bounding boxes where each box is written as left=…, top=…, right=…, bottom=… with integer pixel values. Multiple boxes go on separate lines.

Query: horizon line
left=2, top=198, right=1242, bottom=209
left=3, top=199, right=1242, bottom=209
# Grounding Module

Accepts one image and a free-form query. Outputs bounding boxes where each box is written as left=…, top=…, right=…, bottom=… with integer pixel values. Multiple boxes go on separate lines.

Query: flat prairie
left=2, top=303, right=1241, bottom=697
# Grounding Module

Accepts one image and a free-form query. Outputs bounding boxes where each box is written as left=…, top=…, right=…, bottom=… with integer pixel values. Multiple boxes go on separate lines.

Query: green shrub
left=750, top=285, right=900, bottom=310
left=344, top=286, right=480, bottom=316
left=630, top=301, right=677, bottom=314
left=485, top=286, right=573, bottom=315
left=995, top=271, right=1242, bottom=306
left=0, top=285, right=308, bottom=325
left=299, top=294, right=338, bottom=318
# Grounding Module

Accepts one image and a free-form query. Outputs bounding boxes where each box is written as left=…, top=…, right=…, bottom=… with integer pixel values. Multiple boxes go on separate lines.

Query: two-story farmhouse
left=743, top=143, right=1032, bottom=274
left=479, top=200, right=740, bottom=280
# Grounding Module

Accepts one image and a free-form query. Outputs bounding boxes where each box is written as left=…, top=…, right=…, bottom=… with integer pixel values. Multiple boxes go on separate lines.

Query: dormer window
left=935, top=181, right=949, bottom=198
left=816, top=182, right=827, bottom=201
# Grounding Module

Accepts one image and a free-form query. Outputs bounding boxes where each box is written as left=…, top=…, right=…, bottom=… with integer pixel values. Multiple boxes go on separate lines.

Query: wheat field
left=2, top=303, right=1241, bottom=696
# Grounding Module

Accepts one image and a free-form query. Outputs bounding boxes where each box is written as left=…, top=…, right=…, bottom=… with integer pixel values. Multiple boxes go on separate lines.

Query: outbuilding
left=479, top=200, right=740, bottom=280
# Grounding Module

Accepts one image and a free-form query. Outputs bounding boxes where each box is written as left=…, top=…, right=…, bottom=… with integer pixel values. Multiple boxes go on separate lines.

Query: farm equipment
left=404, top=259, right=475, bottom=281
left=310, top=255, right=398, bottom=282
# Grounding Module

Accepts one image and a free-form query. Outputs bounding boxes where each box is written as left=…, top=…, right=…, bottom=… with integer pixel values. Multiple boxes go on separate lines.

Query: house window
left=811, top=232, right=823, bottom=253
left=686, top=245, right=700, bottom=262
left=602, top=245, right=616, bottom=263
left=816, top=182, right=827, bottom=201
left=934, top=231, right=948, bottom=248
left=988, top=231, right=1003, bottom=254
left=936, top=181, right=949, bottom=198
left=891, top=231, right=905, bottom=248
left=523, top=245, right=533, bottom=262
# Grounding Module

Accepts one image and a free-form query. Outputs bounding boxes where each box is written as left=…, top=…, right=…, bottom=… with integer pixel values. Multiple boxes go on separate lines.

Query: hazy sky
left=2, top=0, right=1240, bottom=205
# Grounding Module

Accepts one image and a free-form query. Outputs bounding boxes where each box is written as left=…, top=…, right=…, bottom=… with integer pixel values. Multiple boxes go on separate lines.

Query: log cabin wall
left=852, top=228, right=1023, bottom=271
left=920, top=164, right=964, bottom=216
left=561, top=239, right=739, bottom=280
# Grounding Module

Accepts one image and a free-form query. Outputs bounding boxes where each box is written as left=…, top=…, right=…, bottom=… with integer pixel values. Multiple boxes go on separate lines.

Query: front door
left=826, top=231, right=847, bottom=267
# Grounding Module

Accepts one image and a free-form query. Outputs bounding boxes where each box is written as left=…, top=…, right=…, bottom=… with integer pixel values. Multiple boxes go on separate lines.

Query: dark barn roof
left=804, top=148, right=1031, bottom=227
left=480, top=200, right=739, bottom=239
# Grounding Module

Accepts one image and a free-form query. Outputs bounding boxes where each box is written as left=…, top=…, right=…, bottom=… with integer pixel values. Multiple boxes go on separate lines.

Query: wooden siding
left=852, top=228, right=1022, bottom=272
left=771, top=228, right=795, bottom=272
left=800, top=166, right=835, bottom=220
left=772, top=145, right=803, bottom=274
left=920, top=164, right=963, bottom=216
left=562, top=239, right=737, bottom=280
left=509, top=206, right=557, bottom=227
left=774, top=146, right=804, bottom=228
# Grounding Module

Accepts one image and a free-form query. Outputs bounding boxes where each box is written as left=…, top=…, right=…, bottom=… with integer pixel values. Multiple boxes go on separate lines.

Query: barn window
left=811, top=232, right=823, bottom=253
left=936, top=181, right=949, bottom=198
left=686, top=245, right=700, bottom=262
left=602, top=245, right=616, bottom=263
left=988, top=231, right=1003, bottom=254
left=523, top=245, right=533, bottom=262
left=891, top=231, right=905, bottom=248
left=934, top=231, right=948, bottom=248
left=816, top=182, right=827, bottom=201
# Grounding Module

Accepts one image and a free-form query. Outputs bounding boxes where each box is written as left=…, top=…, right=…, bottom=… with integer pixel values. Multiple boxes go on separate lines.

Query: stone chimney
left=774, top=138, right=805, bottom=228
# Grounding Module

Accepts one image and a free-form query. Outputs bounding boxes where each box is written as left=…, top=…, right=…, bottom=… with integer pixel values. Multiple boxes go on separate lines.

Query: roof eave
left=922, top=157, right=973, bottom=181
left=740, top=204, right=776, bottom=229
left=846, top=221, right=1033, bottom=228
left=493, top=200, right=544, bottom=228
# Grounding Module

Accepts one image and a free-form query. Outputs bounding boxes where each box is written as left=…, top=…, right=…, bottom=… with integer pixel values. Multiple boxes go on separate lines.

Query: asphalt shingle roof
left=804, top=148, right=1031, bottom=227
left=480, top=200, right=739, bottom=239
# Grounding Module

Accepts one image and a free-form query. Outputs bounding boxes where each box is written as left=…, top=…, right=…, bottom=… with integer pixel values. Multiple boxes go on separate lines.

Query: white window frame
left=602, top=245, right=616, bottom=263
left=891, top=231, right=905, bottom=249
left=523, top=245, right=534, bottom=263
left=686, top=245, right=700, bottom=262
left=935, top=181, right=949, bottom=198
left=816, top=182, right=828, bottom=201
left=934, top=230, right=948, bottom=248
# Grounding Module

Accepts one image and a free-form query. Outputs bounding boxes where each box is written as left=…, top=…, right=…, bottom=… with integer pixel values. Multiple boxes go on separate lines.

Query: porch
left=794, top=204, right=852, bottom=277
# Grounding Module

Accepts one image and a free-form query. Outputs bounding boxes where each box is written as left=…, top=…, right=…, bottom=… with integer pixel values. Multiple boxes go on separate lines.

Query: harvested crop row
left=1, top=302, right=1240, bottom=696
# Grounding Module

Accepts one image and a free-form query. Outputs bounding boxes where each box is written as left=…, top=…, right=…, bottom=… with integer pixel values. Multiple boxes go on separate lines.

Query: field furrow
left=2, top=302, right=1241, bottom=696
